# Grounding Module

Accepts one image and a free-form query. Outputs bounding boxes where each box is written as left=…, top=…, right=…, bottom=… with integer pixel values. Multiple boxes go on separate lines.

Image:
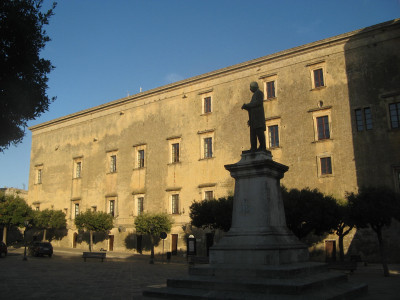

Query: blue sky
left=1, top=0, right=399, bottom=190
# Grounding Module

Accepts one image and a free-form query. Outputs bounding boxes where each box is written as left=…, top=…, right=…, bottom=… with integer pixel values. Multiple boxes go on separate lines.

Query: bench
left=328, top=261, right=357, bottom=273
left=188, top=256, right=209, bottom=265
left=82, top=252, right=106, bottom=262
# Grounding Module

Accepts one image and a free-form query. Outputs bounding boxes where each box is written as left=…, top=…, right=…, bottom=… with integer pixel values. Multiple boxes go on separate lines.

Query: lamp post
left=149, top=224, right=154, bottom=264
left=23, top=220, right=29, bottom=261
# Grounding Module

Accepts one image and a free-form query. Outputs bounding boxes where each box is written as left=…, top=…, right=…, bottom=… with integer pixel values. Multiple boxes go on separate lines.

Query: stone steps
left=189, top=262, right=328, bottom=279
left=143, top=263, right=368, bottom=299
left=167, top=272, right=347, bottom=294
left=144, top=281, right=368, bottom=300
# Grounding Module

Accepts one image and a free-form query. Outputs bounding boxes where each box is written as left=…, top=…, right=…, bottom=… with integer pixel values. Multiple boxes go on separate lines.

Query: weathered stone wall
left=27, top=20, right=400, bottom=256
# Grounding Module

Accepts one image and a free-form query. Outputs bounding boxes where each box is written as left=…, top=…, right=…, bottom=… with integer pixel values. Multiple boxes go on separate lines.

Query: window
left=204, top=96, right=212, bottom=113
left=355, top=109, right=364, bottom=131
left=317, top=116, right=330, bottom=140
left=268, top=125, right=279, bottom=148
left=74, top=203, right=79, bottom=217
left=75, top=162, right=82, bottom=178
left=389, top=102, right=400, bottom=129
left=200, top=92, right=213, bottom=114
left=308, top=62, right=326, bottom=89
left=311, top=109, right=331, bottom=142
left=313, top=68, right=325, bottom=88
left=172, top=143, right=180, bottom=163
left=320, top=157, right=332, bottom=175
left=73, top=157, right=83, bottom=178
left=37, top=169, right=42, bottom=184
left=172, top=194, right=179, bottom=214
left=198, top=130, right=214, bottom=159
left=266, top=81, right=276, bottom=99
left=204, top=191, right=214, bottom=200
left=133, top=144, right=146, bottom=169
left=35, top=206, right=40, bottom=211
left=394, top=168, right=400, bottom=193
left=109, top=200, right=115, bottom=217
left=138, top=150, right=145, bottom=168
left=137, top=197, right=144, bottom=215
left=91, top=206, right=97, bottom=212
left=262, top=74, right=278, bottom=100
left=355, top=108, right=373, bottom=131
left=110, top=155, right=117, bottom=173
left=204, top=137, right=213, bottom=158
left=364, top=108, right=372, bottom=130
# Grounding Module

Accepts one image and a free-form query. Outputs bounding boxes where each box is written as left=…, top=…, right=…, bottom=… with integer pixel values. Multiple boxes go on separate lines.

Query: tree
left=75, top=210, right=113, bottom=252
left=189, top=196, right=233, bottom=232
left=332, top=199, right=355, bottom=262
left=347, top=186, right=400, bottom=277
left=33, top=209, right=66, bottom=241
left=0, top=0, right=57, bottom=151
left=0, top=192, right=33, bottom=244
left=134, top=213, right=173, bottom=262
left=282, top=187, right=338, bottom=239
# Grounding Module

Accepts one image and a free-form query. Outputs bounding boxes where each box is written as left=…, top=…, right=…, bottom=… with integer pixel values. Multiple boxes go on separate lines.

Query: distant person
left=241, top=81, right=267, bottom=152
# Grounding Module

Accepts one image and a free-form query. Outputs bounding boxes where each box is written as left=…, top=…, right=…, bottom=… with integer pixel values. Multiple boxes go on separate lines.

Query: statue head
left=250, top=81, right=259, bottom=93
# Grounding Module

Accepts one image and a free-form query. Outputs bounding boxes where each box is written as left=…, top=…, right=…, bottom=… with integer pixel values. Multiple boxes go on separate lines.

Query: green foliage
left=0, top=0, right=57, bottom=151
left=134, top=213, right=173, bottom=237
left=281, top=187, right=339, bottom=239
left=0, top=193, right=33, bottom=228
left=347, top=186, right=400, bottom=276
left=347, top=186, right=400, bottom=232
left=33, top=209, right=66, bottom=230
left=189, top=196, right=233, bottom=232
left=75, top=210, right=113, bottom=233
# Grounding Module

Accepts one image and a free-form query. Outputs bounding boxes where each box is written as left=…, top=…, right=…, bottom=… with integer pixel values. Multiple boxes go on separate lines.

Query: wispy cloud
left=165, top=73, right=184, bottom=84
left=294, top=19, right=322, bottom=36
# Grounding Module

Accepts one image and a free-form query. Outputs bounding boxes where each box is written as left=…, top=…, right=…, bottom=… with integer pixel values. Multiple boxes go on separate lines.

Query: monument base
left=143, top=262, right=368, bottom=299
left=143, top=151, right=367, bottom=299
left=210, top=151, right=309, bottom=266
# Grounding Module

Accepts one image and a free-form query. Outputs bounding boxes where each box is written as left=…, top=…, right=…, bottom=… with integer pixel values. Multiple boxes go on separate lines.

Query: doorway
left=73, top=232, right=77, bottom=248
left=325, top=240, right=336, bottom=262
left=206, top=233, right=214, bottom=256
left=171, top=234, right=178, bottom=255
left=136, top=234, right=142, bottom=254
left=108, top=235, right=114, bottom=251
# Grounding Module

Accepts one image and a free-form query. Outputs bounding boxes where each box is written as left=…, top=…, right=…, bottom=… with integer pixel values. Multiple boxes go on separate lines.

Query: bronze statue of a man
left=241, top=82, right=267, bottom=152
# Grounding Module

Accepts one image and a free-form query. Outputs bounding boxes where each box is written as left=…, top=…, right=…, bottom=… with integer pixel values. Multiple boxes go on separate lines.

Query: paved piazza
left=0, top=249, right=187, bottom=300
left=1, top=248, right=400, bottom=299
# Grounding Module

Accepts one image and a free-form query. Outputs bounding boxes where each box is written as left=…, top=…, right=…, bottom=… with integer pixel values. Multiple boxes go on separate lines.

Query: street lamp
left=23, top=220, right=29, bottom=261
left=149, top=224, right=154, bottom=264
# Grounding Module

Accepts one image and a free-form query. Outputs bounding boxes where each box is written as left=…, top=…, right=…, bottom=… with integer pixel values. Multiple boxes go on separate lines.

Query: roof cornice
left=29, top=19, right=399, bottom=132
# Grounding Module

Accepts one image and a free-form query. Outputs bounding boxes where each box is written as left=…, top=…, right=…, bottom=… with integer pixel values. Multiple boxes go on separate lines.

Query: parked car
left=0, top=241, right=7, bottom=257
left=28, top=241, right=53, bottom=257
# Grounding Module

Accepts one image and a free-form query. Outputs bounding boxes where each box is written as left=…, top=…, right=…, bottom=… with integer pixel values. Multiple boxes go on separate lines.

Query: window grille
left=314, top=68, right=324, bottom=88
left=317, top=116, right=330, bottom=140
left=172, top=143, right=179, bottom=163
left=268, top=125, right=279, bottom=148
left=266, top=81, right=275, bottom=99
left=204, top=137, right=213, bottom=158
left=172, top=194, right=179, bottom=214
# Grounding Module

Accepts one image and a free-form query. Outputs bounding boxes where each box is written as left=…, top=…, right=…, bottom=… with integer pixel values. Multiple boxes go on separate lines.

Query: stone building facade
left=28, top=20, right=400, bottom=255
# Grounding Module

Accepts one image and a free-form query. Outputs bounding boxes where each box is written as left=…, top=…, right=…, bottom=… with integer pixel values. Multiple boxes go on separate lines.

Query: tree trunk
left=150, top=235, right=154, bottom=264
left=89, top=230, right=93, bottom=252
left=43, top=228, right=47, bottom=241
left=376, top=227, right=390, bottom=277
left=2, top=226, right=7, bottom=245
left=338, top=234, right=345, bottom=262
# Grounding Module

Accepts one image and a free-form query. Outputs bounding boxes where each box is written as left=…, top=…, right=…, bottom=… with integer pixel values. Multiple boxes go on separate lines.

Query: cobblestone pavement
left=1, top=248, right=187, bottom=300
left=1, top=247, right=400, bottom=299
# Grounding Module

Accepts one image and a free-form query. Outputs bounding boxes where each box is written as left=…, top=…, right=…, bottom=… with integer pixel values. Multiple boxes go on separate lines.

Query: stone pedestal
left=143, top=151, right=367, bottom=299
left=210, top=151, right=309, bottom=266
